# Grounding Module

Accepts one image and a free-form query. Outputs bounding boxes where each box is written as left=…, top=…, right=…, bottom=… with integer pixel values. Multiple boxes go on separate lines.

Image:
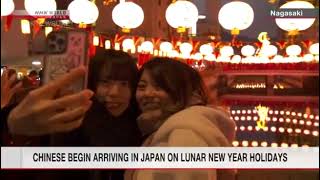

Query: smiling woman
left=51, top=47, right=142, bottom=180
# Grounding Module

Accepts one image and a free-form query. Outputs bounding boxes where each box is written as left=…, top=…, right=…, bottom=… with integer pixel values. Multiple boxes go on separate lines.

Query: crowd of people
left=1, top=47, right=235, bottom=180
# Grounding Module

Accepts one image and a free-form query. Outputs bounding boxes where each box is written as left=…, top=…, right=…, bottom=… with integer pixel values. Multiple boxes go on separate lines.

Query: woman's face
left=96, top=78, right=131, bottom=117
left=136, top=70, right=173, bottom=114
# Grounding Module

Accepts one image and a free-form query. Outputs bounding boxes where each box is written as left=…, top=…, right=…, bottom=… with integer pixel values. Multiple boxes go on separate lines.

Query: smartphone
left=42, top=30, right=90, bottom=93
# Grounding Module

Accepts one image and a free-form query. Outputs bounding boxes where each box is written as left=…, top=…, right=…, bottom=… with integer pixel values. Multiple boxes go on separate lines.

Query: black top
left=51, top=98, right=142, bottom=180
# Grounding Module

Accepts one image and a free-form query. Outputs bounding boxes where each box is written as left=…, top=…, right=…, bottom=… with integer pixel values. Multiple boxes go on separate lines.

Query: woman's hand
left=7, top=66, right=94, bottom=136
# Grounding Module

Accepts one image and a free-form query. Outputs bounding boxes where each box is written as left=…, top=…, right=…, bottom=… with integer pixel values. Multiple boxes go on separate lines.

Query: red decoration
left=4, top=15, right=14, bottom=32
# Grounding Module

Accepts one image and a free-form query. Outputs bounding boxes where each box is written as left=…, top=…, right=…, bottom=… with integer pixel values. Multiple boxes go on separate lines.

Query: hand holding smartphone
left=43, top=30, right=90, bottom=94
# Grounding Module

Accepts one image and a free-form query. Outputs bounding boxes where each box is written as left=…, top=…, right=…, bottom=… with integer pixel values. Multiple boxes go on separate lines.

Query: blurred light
left=199, top=44, right=214, bottom=56
left=242, top=110, right=246, bottom=114
left=292, top=119, right=297, bottom=124
left=310, top=115, right=314, bottom=119
left=261, top=141, right=268, bottom=147
left=306, top=121, right=312, bottom=126
left=160, top=42, right=173, bottom=53
left=115, top=43, right=120, bottom=50
left=247, top=116, right=252, bottom=121
left=304, top=130, right=310, bottom=135
left=271, top=126, right=277, bottom=132
left=21, top=20, right=31, bottom=34
left=237, top=110, right=241, bottom=114
left=255, top=126, right=260, bottom=131
left=93, top=36, right=99, bottom=46
left=309, top=43, right=319, bottom=55
left=299, top=120, right=305, bottom=125
left=252, top=141, right=258, bottom=147
left=234, top=116, right=239, bottom=121
left=141, top=41, right=154, bottom=53
left=291, top=112, right=296, bottom=116
left=32, top=61, right=41, bottom=66
left=235, top=126, right=238, bottom=131
left=263, top=127, right=269, bottom=132
left=281, top=143, right=288, bottom=147
left=291, top=144, right=298, bottom=148
left=105, top=40, right=111, bottom=49
left=280, top=111, right=284, bottom=115
left=241, top=45, right=256, bottom=57
left=287, top=128, right=293, bottom=134
left=286, top=118, right=291, bottom=123
left=179, top=42, right=193, bottom=55
left=304, top=114, right=308, bottom=119
left=1, top=0, right=15, bottom=16
left=298, top=113, right=302, bottom=117
left=166, top=0, right=199, bottom=29
left=295, top=129, right=301, bottom=133
left=247, top=126, right=253, bottom=131
left=242, top=141, right=249, bottom=147
left=220, top=46, right=234, bottom=57
left=240, top=116, right=246, bottom=121
left=279, top=127, right=285, bottom=133
left=232, top=141, right=239, bottom=147
left=314, top=122, right=319, bottom=127
left=231, top=110, right=236, bottom=115
left=45, top=27, right=53, bottom=36
left=240, top=126, right=245, bottom=131
left=274, top=110, right=279, bottom=115
left=316, top=116, right=319, bottom=121
left=271, top=143, right=278, bottom=147
left=279, top=118, right=284, bottom=122
left=218, top=1, right=254, bottom=31
left=269, top=110, right=273, bottom=114
left=247, top=110, right=252, bottom=114
left=303, top=54, right=314, bottom=62
left=302, top=145, right=309, bottom=148
left=312, top=131, right=319, bottom=136
left=253, top=116, right=258, bottom=121
left=112, top=1, right=144, bottom=30
left=286, top=111, right=290, bottom=115
left=275, top=1, right=315, bottom=32
left=272, top=117, right=277, bottom=122
left=69, top=0, right=99, bottom=24
left=122, top=39, right=135, bottom=51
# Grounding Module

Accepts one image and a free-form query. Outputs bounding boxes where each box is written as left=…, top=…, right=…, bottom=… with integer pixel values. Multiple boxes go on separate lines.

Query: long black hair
left=88, top=47, right=139, bottom=94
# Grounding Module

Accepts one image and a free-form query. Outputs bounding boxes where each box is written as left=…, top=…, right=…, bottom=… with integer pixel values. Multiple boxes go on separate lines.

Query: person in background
left=125, top=58, right=236, bottom=180
left=52, top=48, right=142, bottom=180
left=1, top=68, right=22, bottom=109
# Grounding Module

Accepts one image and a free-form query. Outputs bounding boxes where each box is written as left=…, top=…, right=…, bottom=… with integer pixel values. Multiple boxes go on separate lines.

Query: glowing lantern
left=122, top=39, right=135, bottom=51
left=179, top=42, right=193, bottom=55
left=286, top=45, right=302, bottom=56
left=25, top=0, right=56, bottom=16
left=220, top=46, right=234, bottom=57
left=141, top=41, right=154, bottom=53
left=199, top=44, right=214, bottom=56
left=241, top=45, right=255, bottom=57
left=1, top=0, right=15, bottom=16
left=112, top=2, right=144, bottom=32
left=68, top=0, right=99, bottom=24
left=160, top=42, right=173, bottom=53
left=309, top=43, right=319, bottom=55
left=21, top=20, right=31, bottom=34
left=275, top=1, right=315, bottom=34
left=218, top=1, right=254, bottom=35
left=166, top=1, right=199, bottom=32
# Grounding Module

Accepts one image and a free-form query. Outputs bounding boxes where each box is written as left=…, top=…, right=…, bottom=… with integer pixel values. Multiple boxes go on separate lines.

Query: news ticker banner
left=1, top=147, right=319, bottom=169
